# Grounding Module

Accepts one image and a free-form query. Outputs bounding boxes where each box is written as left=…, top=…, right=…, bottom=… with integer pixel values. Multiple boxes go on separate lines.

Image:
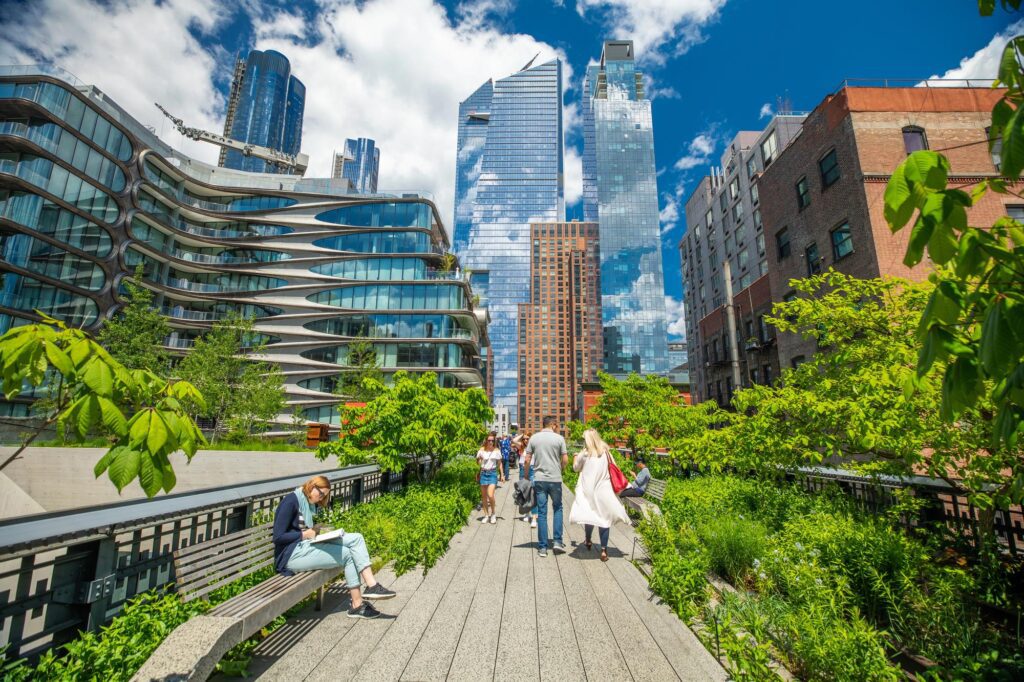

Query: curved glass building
left=0, top=66, right=485, bottom=424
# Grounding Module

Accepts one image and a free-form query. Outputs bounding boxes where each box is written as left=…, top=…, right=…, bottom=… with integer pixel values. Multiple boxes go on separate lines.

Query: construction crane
left=154, top=103, right=309, bottom=174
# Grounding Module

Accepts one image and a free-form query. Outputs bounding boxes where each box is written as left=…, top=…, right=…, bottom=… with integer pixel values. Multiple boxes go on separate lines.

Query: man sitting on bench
left=618, top=458, right=650, bottom=498
left=273, top=475, right=396, bottom=619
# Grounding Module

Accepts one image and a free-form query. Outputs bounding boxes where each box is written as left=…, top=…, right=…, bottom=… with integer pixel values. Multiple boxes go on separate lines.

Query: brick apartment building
left=682, top=85, right=1011, bottom=406
left=760, top=85, right=1009, bottom=369
left=518, top=222, right=602, bottom=431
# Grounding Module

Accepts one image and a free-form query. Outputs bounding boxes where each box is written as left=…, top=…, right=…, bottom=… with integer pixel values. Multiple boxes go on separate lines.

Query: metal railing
left=0, top=460, right=424, bottom=660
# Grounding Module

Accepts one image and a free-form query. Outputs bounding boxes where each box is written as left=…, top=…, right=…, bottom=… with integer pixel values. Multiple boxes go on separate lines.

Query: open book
left=311, top=528, right=345, bottom=543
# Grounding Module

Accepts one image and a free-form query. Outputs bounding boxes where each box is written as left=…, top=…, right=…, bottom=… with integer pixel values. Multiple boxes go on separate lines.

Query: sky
left=0, top=0, right=1017, bottom=341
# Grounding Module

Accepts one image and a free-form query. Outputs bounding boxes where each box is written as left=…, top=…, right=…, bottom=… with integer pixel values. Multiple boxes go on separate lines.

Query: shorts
left=479, top=469, right=498, bottom=486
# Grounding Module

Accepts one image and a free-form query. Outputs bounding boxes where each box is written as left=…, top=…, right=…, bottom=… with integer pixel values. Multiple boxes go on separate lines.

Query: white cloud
left=564, top=145, right=583, bottom=206
left=643, top=73, right=680, bottom=100
left=0, top=0, right=229, bottom=164
left=664, top=295, right=687, bottom=339
left=674, top=130, right=716, bottom=170
left=1, top=0, right=570, bottom=239
left=927, top=19, right=1024, bottom=84
left=659, top=180, right=685, bottom=235
left=576, top=0, right=727, bottom=64
left=758, top=102, right=773, bottom=119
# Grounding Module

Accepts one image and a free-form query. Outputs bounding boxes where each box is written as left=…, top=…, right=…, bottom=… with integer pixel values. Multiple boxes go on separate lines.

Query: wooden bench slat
left=173, top=527, right=272, bottom=568
left=210, top=575, right=317, bottom=618
left=176, top=549, right=276, bottom=597
left=174, top=542, right=274, bottom=586
left=174, top=523, right=272, bottom=559
left=181, top=559, right=276, bottom=603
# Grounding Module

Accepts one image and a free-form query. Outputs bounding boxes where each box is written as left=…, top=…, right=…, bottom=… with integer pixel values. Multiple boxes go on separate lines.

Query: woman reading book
left=272, top=475, right=395, bottom=619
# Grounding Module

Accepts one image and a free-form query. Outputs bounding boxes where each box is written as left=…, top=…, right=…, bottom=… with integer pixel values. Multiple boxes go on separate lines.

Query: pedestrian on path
left=477, top=432, right=504, bottom=523
left=618, top=458, right=651, bottom=498
left=498, top=433, right=513, bottom=481
left=524, top=415, right=568, bottom=557
left=513, top=431, right=537, bottom=525
left=569, top=430, right=629, bottom=562
left=272, top=475, right=396, bottom=619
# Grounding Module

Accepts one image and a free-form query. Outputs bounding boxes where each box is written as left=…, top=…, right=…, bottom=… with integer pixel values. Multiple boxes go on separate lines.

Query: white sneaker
left=530, top=518, right=537, bottom=528
left=481, top=516, right=489, bottom=523
left=489, top=514, right=497, bottom=524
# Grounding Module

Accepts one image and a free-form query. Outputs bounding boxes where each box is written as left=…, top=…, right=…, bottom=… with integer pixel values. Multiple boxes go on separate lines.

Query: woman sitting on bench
left=273, top=475, right=396, bottom=619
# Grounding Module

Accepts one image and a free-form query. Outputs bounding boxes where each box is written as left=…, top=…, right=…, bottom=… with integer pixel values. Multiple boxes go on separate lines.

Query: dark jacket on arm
left=272, top=493, right=302, bottom=576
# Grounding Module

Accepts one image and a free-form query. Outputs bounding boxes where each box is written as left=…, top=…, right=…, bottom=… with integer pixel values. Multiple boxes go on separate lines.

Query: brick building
left=518, top=222, right=602, bottom=431
left=759, top=85, right=1009, bottom=369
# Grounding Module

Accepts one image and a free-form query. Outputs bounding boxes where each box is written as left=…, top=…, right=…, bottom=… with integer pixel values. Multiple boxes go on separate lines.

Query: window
left=747, top=156, right=758, bottom=178
left=805, top=242, right=821, bottom=276
left=776, top=227, right=791, bottom=259
left=819, top=149, right=840, bottom=188
left=791, top=355, right=806, bottom=368
left=758, top=315, right=770, bottom=342
left=763, top=364, right=772, bottom=384
left=796, top=176, right=810, bottom=209
left=719, top=191, right=728, bottom=213
left=750, top=183, right=759, bottom=206
left=759, top=258, right=768, bottom=276
left=724, top=233, right=734, bottom=255
left=732, top=201, right=743, bottom=224
left=1009, top=206, right=1024, bottom=222
left=705, top=208, right=713, bottom=230
left=761, top=132, right=778, bottom=167
left=987, top=126, right=1003, bottom=171
left=753, top=207, right=762, bottom=231
left=738, top=247, right=749, bottom=271
left=902, top=126, right=928, bottom=154
left=831, top=221, right=854, bottom=260
left=729, top=177, right=739, bottom=200
left=756, top=232, right=766, bottom=256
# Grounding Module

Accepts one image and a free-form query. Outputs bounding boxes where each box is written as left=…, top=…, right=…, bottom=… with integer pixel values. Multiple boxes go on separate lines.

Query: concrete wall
left=0, top=447, right=334, bottom=519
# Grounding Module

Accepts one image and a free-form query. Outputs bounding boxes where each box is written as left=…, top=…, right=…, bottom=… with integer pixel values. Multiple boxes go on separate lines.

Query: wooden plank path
left=234, top=480, right=726, bottom=681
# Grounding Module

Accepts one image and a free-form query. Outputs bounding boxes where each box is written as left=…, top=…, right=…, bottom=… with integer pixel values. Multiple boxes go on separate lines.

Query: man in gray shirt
left=619, top=458, right=650, bottom=497
left=524, top=415, right=568, bottom=557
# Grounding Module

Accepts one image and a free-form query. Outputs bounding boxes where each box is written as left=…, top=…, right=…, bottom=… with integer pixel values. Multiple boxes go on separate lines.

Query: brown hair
left=481, top=431, right=498, bottom=451
left=302, top=475, right=332, bottom=507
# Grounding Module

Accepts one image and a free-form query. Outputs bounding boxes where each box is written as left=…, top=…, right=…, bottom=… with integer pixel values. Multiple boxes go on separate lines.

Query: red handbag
left=607, top=453, right=629, bottom=494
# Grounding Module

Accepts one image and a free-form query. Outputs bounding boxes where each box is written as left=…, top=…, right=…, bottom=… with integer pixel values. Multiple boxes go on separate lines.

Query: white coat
left=569, top=450, right=630, bottom=529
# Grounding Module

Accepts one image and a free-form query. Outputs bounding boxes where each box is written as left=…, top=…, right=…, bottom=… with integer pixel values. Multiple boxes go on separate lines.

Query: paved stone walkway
left=237, top=480, right=726, bottom=681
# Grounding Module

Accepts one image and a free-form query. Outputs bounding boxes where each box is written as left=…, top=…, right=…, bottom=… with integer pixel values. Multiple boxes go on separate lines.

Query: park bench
left=622, top=477, right=667, bottom=518
left=133, top=522, right=342, bottom=681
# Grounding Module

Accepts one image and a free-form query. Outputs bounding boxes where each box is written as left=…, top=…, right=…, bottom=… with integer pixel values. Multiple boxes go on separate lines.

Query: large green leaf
left=82, top=358, right=115, bottom=397
left=998, top=102, right=1024, bottom=179
left=107, top=447, right=141, bottom=492
left=904, top=216, right=935, bottom=267
left=903, top=150, right=949, bottom=191
left=980, top=298, right=1017, bottom=377
left=147, top=411, right=170, bottom=455
left=883, top=163, right=915, bottom=231
left=129, top=410, right=152, bottom=448
left=96, top=396, right=128, bottom=437
left=138, top=452, right=163, bottom=497
left=43, top=341, right=75, bottom=377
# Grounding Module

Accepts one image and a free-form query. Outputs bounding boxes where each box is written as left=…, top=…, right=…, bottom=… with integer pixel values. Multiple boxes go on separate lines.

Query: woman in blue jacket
left=273, top=475, right=395, bottom=619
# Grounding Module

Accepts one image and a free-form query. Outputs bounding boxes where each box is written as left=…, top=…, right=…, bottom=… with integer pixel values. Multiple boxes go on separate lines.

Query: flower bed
left=636, top=475, right=1024, bottom=680
left=2, top=459, right=479, bottom=681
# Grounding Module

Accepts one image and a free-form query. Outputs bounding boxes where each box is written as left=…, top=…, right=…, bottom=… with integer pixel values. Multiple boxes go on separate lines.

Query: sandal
left=600, top=549, right=608, bottom=562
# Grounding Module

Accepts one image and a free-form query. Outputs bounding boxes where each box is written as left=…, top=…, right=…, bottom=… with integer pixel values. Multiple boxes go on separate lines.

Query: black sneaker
left=363, top=583, right=396, bottom=600
left=347, top=602, right=382, bottom=619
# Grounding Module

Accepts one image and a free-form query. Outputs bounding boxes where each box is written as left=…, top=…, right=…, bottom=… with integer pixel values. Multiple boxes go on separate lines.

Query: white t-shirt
left=477, top=448, right=502, bottom=471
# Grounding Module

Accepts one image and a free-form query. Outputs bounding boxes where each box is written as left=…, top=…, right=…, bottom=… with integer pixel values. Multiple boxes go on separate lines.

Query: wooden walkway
left=234, top=481, right=727, bottom=681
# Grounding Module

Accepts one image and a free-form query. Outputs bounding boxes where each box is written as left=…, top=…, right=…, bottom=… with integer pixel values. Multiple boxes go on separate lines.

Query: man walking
left=523, top=415, right=568, bottom=557
left=498, top=433, right=513, bottom=481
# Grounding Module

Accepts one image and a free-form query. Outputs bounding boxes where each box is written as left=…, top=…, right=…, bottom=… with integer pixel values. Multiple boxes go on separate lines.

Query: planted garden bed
left=636, top=475, right=1024, bottom=681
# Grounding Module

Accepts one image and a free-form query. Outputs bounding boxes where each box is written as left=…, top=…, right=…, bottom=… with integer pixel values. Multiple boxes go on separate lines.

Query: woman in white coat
left=569, top=429, right=629, bottom=562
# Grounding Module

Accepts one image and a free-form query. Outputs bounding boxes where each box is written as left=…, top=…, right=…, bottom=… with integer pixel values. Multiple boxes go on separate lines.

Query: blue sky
left=0, top=0, right=1017, bottom=338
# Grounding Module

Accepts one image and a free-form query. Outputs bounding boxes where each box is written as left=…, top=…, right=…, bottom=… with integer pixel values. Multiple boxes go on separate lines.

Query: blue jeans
left=584, top=524, right=610, bottom=549
left=534, top=481, right=563, bottom=550
left=286, top=532, right=371, bottom=589
left=501, top=458, right=510, bottom=479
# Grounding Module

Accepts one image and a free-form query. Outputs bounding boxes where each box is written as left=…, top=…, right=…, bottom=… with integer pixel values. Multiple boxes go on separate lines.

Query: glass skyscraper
left=221, top=49, right=305, bottom=175
left=583, top=40, right=669, bottom=376
left=454, top=60, right=564, bottom=422
left=332, top=138, right=380, bottom=194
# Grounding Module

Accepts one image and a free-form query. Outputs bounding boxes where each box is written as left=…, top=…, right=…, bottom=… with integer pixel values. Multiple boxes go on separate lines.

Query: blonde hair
left=582, top=429, right=610, bottom=458
left=302, top=475, right=332, bottom=507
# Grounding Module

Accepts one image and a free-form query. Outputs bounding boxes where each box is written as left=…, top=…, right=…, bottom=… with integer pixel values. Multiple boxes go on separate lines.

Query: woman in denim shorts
left=476, top=432, right=504, bottom=523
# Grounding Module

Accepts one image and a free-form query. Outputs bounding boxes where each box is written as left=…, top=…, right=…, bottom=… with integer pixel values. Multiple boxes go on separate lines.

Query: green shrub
left=636, top=515, right=710, bottom=621
left=697, top=516, right=768, bottom=584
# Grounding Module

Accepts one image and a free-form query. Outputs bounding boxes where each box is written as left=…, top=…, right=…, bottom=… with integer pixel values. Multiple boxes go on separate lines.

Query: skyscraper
left=518, top=221, right=602, bottom=431
left=221, top=49, right=305, bottom=175
left=583, top=40, right=669, bottom=376
left=454, top=59, right=564, bottom=422
left=332, top=138, right=380, bottom=194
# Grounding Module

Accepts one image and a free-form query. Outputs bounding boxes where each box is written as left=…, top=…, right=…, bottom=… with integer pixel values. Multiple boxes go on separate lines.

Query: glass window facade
left=0, top=271, right=98, bottom=328
left=313, top=230, right=431, bottom=254
left=583, top=43, right=669, bottom=376
left=301, top=342, right=470, bottom=369
left=311, top=257, right=429, bottom=280
left=0, top=152, right=119, bottom=224
left=0, top=119, right=126, bottom=192
left=453, top=60, right=564, bottom=420
left=315, top=201, right=431, bottom=228
left=304, top=313, right=476, bottom=341
left=0, top=190, right=112, bottom=255
left=223, top=50, right=305, bottom=174
left=308, top=283, right=465, bottom=310
left=0, top=232, right=105, bottom=290
left=335, top=138, right=380, bottom=194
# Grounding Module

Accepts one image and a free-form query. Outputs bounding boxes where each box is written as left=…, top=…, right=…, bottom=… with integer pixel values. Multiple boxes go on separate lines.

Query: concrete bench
left=133, top=522, right=341, bottom=681
left=622, top=477, right=667, bottom=518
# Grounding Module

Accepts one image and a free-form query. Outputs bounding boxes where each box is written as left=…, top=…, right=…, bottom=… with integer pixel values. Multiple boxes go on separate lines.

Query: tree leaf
left=904, top=216, right=934, bottom=267
left=138, top=452, right=163, bottom=498
left=147, top=411, right=169, bottom=455
left=97, top=396, right=128, bottom=437
left=883, top=163, right=916, bottom=231
left=129, top=410, right=152, bottom=448
left=107, top=447, right=142, bottom=492
left=903, top=150, right=949, bottom=191
left=980, top=298, right=1016, bottom=377
left=43, top=342, right=75, bottom=378
left=82, top=358, right=115, bottom=397
left=998, top=101, right=1024, bottom=179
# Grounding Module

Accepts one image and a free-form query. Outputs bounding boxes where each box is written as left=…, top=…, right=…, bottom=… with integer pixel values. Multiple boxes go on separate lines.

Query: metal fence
left=612, top=448, right=1024, bottom=558
left=0, top=460, right=423, bottom=660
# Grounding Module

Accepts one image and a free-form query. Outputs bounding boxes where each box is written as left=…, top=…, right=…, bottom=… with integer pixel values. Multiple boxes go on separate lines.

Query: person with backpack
left=569, top=430, right=629, bottom=562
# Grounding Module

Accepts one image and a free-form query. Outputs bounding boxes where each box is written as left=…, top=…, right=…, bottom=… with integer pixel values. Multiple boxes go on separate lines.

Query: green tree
left=334, top=339, right=383, bottom=403
left=880, top=2, right=1024, bottom=507
left=318, top=370, right=492, bottom=480
left=97, top=268, right=170, bottom=372
left=584, top=371, right=725, bottom=460
left=0, top=317, right=206, bottom=496
left=174, top=315, right=285, bottom=440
